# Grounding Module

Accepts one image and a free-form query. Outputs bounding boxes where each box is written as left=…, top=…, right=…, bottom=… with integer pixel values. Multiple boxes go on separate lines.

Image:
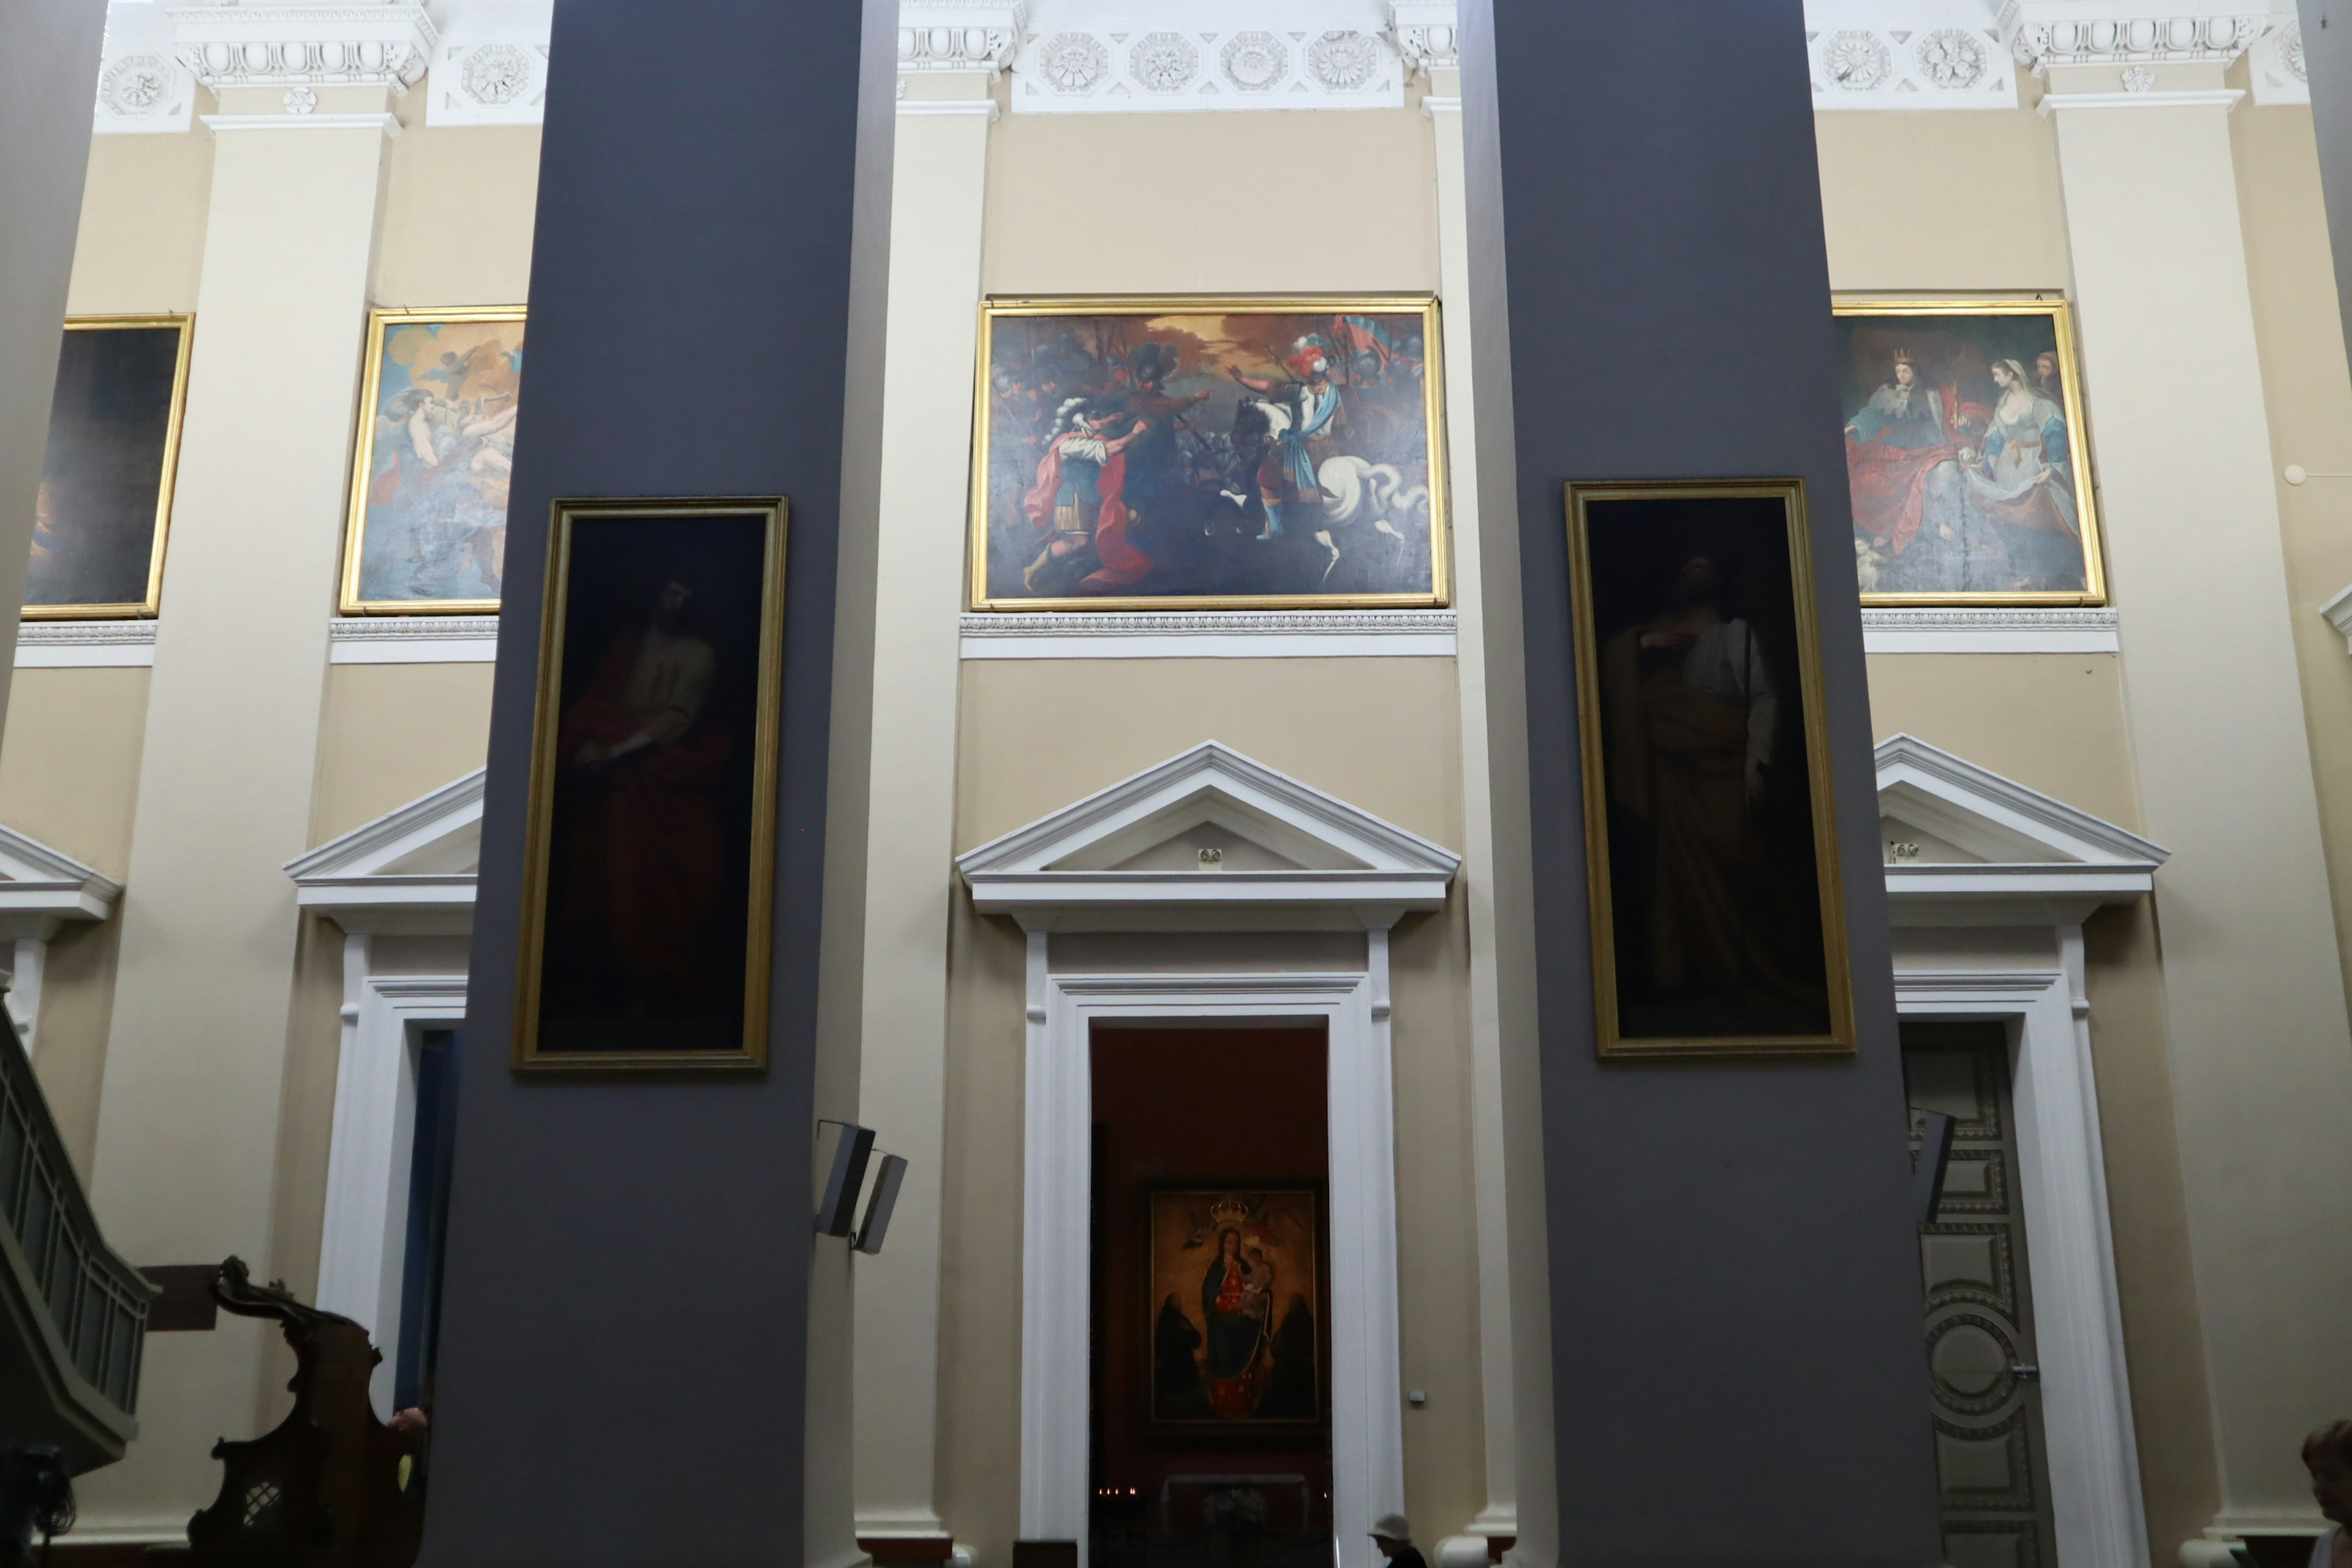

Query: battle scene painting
left=1568, top=482, right=1854, bottom=1057
left=972, top=300, right=1445, bottom=609
left=342, top=309, right=524, bottom=612
left=1834, top=301, right=2103, bottom=604
left=1147, top=1188, right=1324, bottom=1432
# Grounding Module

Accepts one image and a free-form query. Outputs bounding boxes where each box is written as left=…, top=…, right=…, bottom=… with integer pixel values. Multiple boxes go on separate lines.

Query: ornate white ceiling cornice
left=2248, top=14, right=2309, bottom=104
left=92, top=2, right=197, bottom=135
left=1996, top=1, right=2270, bottom=70
left=1385, top=1, right=1458, bottom=77
left=1806, top=8, right=2018, bottom=109
left=424, top=0, right=549, bottom=126
left=1009, top=1, right=1403, bottom=113
left=899, top=1, right=1027, bottom=75
left=167, top=0, right=439, bottom=94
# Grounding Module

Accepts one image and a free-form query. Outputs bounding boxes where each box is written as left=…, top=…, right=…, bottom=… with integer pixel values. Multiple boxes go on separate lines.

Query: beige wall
left=1816, top=102, right=2070, bottom=293
left=939, top=656, right=1479, bottom=1559
left=2232, top=103, right=2352, bottom=1022
left=984, top=106, right=1438, bottom=295
left=66, top=132, right=214, bottom=315
left=311, top=662, right=496, bottom=843
left=374, top=107, right=540, bottom=307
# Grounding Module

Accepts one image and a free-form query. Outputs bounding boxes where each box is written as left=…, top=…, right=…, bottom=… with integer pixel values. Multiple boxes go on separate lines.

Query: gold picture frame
left=1566, top=479, right=1855, bottom=1058
left=340, top=306, right=526, bottom=615
left=513, top=497, right=788, bottom=1072
left=968, top=294, right=1450, bottom=611
left=27, top=315, right=195, bottom=620
left=1834, top=296, right=2104, bottom=606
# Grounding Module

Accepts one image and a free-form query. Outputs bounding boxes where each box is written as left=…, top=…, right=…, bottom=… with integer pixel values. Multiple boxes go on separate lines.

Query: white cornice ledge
left=1861, top=606, right=2118, bottom=654
left=2320, top=582, right=2352, bottom=653
left=171, top=2, right=438, bottom=93
left=897, top=2, right=1025, bottom=77
left=329, top=614, right=497, bottom=662
left=15, top=620, right=156, bottom=669
left=202, top=110, right=402, bottom=134
left=1999, top=4, right=2269, bottom=70
left=2037, top=86, right=2245, bottom=111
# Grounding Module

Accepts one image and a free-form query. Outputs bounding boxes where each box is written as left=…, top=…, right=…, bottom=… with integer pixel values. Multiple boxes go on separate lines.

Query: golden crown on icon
left=1207, top=1197, right=1252, bottom=1229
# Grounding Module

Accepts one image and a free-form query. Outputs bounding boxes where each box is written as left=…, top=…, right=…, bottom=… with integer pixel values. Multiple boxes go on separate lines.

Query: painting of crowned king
left=1834, top=301, right=2105, bottom=605
left=971, top=298, right=1447, bottom=609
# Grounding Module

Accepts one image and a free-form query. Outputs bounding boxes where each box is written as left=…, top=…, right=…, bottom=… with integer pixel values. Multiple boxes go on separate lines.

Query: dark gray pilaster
left=1465, top=2, right=1942, bottom=1559
left=417, top=2, right=891, bottom=1563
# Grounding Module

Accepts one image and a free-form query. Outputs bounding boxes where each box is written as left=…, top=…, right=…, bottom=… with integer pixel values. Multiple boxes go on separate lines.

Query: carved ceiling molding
left=166, top=1, right=440, bottom=94
left=1805, top=10, right=2019, bottom=109
left=899, top=1, right=1027, bottom=75
left=1008, top=1, right=1404, bottom=113
left=1385, top=2, right=1459, bottom=77
left=1996, top=2, right=2272, bottom=70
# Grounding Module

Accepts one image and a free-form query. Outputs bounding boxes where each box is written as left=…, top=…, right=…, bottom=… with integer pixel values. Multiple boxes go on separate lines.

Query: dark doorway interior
left=394, top=1028, right=460, bottom=1417
left=1090, top=1025, right=1332, bottom=1568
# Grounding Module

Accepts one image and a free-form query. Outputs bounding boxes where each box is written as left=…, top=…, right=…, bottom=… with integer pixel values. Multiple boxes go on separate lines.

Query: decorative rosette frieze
left=93, top=2, right=198, bottom=135
left=899, top=1, right=1026, bottom=76
left=424, top=1, right=551, bottom=126
left=1008, top=9, right=1403, bottom=114
left=1806, top=15, right=2018, bottom=109
left=167, top=1, right=440, bottom=94
left=1995, top=2, right=2269, bottom=70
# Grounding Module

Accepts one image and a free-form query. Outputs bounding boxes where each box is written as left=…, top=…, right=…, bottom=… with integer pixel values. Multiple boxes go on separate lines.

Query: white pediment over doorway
left=957, top=741, right=1460, bottom=932
left=1875, top=734, right=2166, bottom=925
left=285, top=769, right=483, bottom=935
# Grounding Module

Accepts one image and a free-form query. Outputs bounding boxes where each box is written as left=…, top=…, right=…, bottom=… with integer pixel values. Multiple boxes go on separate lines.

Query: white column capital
left=167, top=0, right=439, bottom=96
left=1997, top=2, right=2269, bottom=72
left=1387, top=1, right=1459, bottom=78
left=897, top=2, right=1025, bottom=78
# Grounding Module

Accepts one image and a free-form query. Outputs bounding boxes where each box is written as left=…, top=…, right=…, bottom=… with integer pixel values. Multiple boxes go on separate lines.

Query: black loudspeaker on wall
left=813, top=1120, right=907, bottom=1254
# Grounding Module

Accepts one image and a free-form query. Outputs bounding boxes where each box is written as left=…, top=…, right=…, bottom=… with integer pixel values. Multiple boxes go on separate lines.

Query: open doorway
left=1090, top=1025, right=1332, bottom=1568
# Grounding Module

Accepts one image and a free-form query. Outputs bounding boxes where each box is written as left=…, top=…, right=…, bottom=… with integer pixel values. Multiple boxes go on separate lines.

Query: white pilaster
left=2042, top=67, right=2352, bottom=1536
left=1419, top=44, right=1522, bottom=1553
left=78, top=67, right=396, bottom=1534
left=850, top=36, right=1001, bottom=1554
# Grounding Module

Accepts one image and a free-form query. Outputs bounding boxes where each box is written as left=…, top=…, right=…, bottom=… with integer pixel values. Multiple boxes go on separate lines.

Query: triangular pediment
left=958, top=742, right=1458, bottom=932
left=0, top=823, right=118, bottom=929
left=1874, top=735, right=2165, bottom=924
left=285, top=769, right=481, bottom=934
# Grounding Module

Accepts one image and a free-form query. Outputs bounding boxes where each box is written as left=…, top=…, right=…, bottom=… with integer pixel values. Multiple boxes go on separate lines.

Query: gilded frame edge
left=966, top=293, right=1452, bottom=614
left=1564, top=478, right=1858, bottom=1060
left=1138, top=1180, right=1333, bottom=1442
left=1831, top=295, right=2107, bottom=608
left=338, top=304, right=529, bottom=617
left=511, top=494, right=790, bottom=1075
left=25, top=314, right=197, bottom=622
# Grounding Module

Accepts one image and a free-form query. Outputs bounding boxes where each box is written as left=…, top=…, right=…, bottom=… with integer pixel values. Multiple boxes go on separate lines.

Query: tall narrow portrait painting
left=341, top=308, right=525, bottom=613
left=514, top=499, right=786, bottom=1072
left=1147, top=1188, right=1325, bottom=1435
left=1567, top=481, right=1855, bottom=1057
left=1834, top=300, right=2103, bottom=605
left=971, top=297, right=1447, bottom=610
left=26, top=316, right=193, bottom=619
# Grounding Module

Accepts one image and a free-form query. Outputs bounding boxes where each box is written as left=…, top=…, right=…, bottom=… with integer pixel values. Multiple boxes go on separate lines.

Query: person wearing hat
left=1370, top=1513, right=1427, bottom=1568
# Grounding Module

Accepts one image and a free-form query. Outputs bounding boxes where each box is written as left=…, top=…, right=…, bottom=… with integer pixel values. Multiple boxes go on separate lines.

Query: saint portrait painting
left=1147, top=1189, right=1325, bottom=1432
left=1834, top=300, right=2104, bottom=605
left=514, top=500, right=786, bottom=1071
left=26, top=317, right=193, bottom=618
left=341, top=308, right=526, bottom=613
left=1567, top=481, right=1855, bottom=1057
left=970, top=297, right=1447, bottom=609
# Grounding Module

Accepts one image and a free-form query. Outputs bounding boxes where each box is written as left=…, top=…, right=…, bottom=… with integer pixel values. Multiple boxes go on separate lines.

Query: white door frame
left=1895, top=944, right=2150, bottom=1568
left=1021, top=937, right=1408, bottom=1568
left=314, top=946, right=467, bottom=1416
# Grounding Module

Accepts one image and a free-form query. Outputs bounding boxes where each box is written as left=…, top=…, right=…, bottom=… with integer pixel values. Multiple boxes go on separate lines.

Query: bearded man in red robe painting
left=554, top=573, right=733, bottom=1023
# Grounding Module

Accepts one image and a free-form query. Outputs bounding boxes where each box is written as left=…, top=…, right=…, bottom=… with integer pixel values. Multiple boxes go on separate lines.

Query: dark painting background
left=1583, top=494, right=1833, bottom=1040
left=32, top=324, right=183, bottom=609
left=535, top=511, right=769, bottom=1055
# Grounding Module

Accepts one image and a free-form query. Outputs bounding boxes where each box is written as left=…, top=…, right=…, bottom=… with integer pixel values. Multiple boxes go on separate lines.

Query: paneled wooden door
left=1903, top=1022, right=2061, bottom=1568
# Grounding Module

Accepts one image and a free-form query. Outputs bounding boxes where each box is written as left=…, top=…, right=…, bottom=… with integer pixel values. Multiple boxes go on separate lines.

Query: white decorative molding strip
left=2318, top=582, right=2352, bottom=655
left=202, top=110, right=402, bottom=134
left=329, top=615, right=499, bottom=664
left=426, top=37, right=548, bottom=126
left=2037, top=86, right=2245, bottom=111
left=898, top=97, right=1001, bottom=118
left=1861, top=606, right=2119, bottom=654
left=170, top=2, right=439, bottom=94
left=899, top=2, right=1026, bottom=75
left=14, top=622, right=157, bottom=669
left=961, top=609, right=1455, bottom=659
left=1009, top=7, right=1405, bottom=115
left=1997, top=4, right=2268, bottom=70
left=1805, top=18, right=2019, bottom=109
left=2248, top=17, right=2309, bottom=104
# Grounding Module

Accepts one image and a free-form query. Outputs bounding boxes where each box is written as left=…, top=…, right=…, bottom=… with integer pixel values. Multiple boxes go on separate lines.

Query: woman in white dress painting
left=1956, top=357, right=2086, bottom=590
left=2303, top=1420, right=2352, bottom=1567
